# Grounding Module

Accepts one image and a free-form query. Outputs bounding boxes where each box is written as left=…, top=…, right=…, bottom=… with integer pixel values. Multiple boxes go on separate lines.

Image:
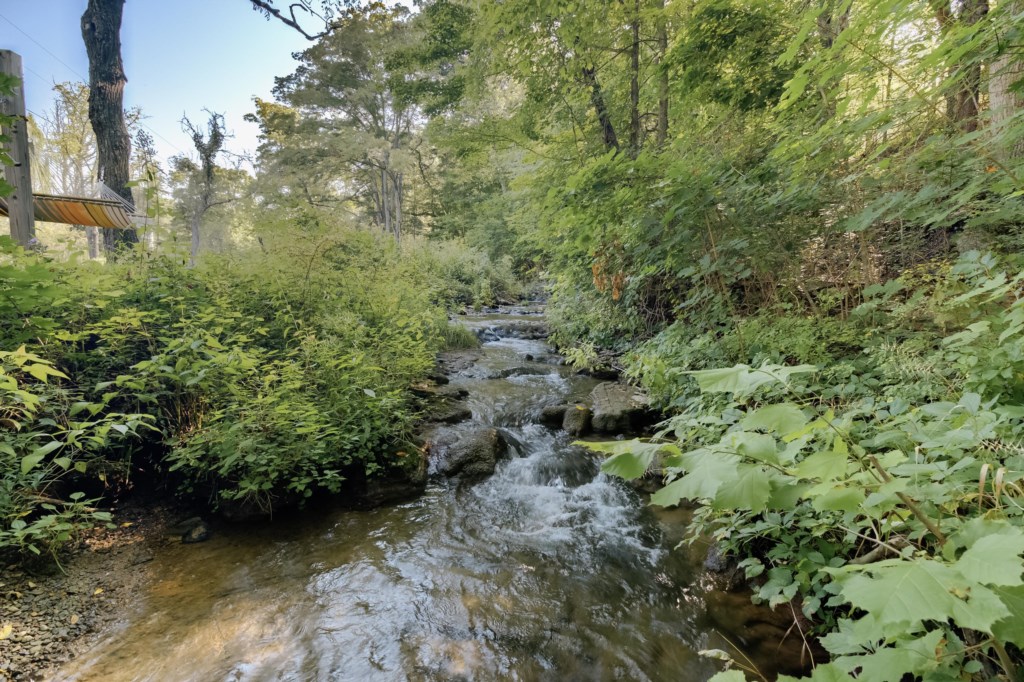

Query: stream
left=54, top=309, right=773, bottom=682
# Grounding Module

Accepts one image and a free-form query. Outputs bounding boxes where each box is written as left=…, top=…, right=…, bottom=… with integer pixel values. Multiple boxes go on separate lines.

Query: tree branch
left=249, top=0, right=332, bottom=41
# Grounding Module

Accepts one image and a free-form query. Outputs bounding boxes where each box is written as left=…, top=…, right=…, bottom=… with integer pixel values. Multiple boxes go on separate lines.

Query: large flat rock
left=589, top=382, right=652, bottom=434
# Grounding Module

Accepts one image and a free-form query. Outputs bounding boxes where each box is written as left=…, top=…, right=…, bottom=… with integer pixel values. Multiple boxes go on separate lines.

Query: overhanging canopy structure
left=0, top=193, right=137, bottom=230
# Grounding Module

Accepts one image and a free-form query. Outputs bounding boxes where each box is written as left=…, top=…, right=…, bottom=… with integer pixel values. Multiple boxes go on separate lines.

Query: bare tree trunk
left=86, top=225, right=99, bottom=258
left=817, top=0, right=851, bottom=118
left=952, top=0, right=988, bottom=131
left=655, top=0, right=669, bottom=147
left=931, top=0, right=989, bottom=131
left=628, top=0, right=641, bottom=158
left=393, top=171, right=403, bottom=246
left=582, top=67, right=619, bottom=151
left=190, top=213, right=200, bottom=267
left=81, top=0, right=137, bottom=253
left=382, top=166, right=391, bottom=237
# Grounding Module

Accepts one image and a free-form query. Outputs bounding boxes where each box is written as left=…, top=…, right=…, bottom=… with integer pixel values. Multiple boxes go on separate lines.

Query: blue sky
left=1, top=0, right=311, bottom=165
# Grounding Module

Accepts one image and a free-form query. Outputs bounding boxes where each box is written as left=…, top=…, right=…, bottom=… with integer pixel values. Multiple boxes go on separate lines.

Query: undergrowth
left=586, top=251, right=1024, bottom=681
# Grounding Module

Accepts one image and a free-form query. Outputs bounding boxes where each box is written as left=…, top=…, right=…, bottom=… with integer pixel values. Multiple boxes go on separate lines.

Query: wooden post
left=0, top=50, right=35, bottom=246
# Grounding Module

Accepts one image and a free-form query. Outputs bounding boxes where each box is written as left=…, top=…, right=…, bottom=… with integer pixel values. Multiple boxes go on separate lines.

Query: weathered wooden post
left=0, top=50, right=35, bottom=246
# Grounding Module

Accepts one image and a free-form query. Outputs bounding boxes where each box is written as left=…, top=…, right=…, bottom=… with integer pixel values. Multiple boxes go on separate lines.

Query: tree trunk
left=932, top=0, right=989, bottom=132
left=81, top=0, right=137, bottom=253
left=86, top=225, right=99, bottom=258
left=190, top=212, right=200, bottom=267
left=989, top=0, right=1024, bottom=157
left=655, top=0, right=669, bottom=147
left=952, top=0, right=988, bottom=132
left=582, top=67, right=619, bottom=151
left=628, top=0, right=641, bottom=158
left=393, top=171, right=403, bottom=246
left=382, top=165, right=392, bottom=237
left=816, top=0, right=850, bottom=118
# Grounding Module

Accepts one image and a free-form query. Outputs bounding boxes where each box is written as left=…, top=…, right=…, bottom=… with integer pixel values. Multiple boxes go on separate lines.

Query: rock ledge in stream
left=433, top=427, right=508, bottom=479
left=540, top=404, right=568, bottom=426
left=476, top=320, right=549, bottom=342
left=590, top=382, right=654, bottom=434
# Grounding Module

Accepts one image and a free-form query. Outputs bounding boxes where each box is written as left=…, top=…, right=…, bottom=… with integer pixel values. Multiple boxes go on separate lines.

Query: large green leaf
left=835, top=559, right=1009, bottom=636
left=741, top=402, right=808, bottom=436
left=992, top=585, right=1024, bottom=647
left=794, top=446, right=848, bottom=481
left=809, top=484, right=864, bottom=512
left=778, top=663, right=852, bottom=681
left=724, top=431, right=779, bottom=464
left=586, top=440, right=675, bottom=480
left=712, top=465, right=771, bottom=512
left=954, top=532, right=1024, bottom=587
left=21, top=441, right=62, bottom=474
left=649, top=450, right=740, bottom=507
left=836, top=630, right=945, bottom=682
left=685, top=363, right=817, bottom=395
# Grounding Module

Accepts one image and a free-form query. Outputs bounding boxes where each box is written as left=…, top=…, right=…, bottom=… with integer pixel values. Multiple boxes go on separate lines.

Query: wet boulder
left=422, top=396, right=473, bottom=425
left=358, top=452, right=429, bottom=507
left=540, top=404, right=568, bottom=427
left=562, top=404, right=592, bottom=437
left=589, top=383, right=652, bottom=435
left=437, top=427, right=507, bottom=479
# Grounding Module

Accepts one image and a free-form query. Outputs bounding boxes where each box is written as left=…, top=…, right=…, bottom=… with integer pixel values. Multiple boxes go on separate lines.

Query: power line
left=0, top=10, right=190, bottom=157
left=0, top=11, right=87, bottom=82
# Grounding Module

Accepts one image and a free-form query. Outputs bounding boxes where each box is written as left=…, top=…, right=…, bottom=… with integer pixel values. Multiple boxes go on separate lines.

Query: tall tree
left=989, top=0, right=1024, bottom=158
left=81, top=0, right=137, bottom=252
left=267, top=3, right=419, bottom=241
left=175, top=112, right=229, bottom=265
left=931, top=0, right=989, bottom=131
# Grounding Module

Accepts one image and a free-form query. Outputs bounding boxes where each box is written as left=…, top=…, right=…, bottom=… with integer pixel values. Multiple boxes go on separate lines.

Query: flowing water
left=55, top=309, right=759, bottom=682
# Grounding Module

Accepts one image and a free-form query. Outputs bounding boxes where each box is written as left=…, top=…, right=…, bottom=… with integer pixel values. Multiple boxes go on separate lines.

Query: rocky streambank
left=0, top=505, right=179, bottom=681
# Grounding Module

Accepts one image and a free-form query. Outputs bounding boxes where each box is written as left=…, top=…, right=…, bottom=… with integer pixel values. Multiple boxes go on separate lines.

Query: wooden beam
left=0, top=50, right=35, bottom=246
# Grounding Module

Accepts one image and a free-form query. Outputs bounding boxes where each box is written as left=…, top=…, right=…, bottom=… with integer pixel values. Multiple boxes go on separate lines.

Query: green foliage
left=0, top=345, right=149, bottom=559
left=0, top=206, right=506, bottom=559
left=586, top=252, right=1024, bottom=679
left=673, top=0, right=794, bottom=111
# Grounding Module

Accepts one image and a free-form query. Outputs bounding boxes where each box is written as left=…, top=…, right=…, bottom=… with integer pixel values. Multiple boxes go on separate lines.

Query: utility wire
left=0, top=10, right=190, bottom=158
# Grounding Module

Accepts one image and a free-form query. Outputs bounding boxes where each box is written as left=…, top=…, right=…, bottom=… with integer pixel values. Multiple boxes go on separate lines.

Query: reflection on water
left=56, top=312, right=725, bottom=682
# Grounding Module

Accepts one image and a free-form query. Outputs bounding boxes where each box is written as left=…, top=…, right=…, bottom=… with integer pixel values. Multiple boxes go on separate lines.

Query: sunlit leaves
left=685, top=363, right=817, bottom=395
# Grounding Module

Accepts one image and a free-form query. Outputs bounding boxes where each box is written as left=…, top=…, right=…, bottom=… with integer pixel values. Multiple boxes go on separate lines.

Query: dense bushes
left=0, top=215, right=510, bottom=557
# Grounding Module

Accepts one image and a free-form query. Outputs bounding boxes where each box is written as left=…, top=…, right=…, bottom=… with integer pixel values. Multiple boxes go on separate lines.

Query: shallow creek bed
left=4, top=308, right=808, bottom=682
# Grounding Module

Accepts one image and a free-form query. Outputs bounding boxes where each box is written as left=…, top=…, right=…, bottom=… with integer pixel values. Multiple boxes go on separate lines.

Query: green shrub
left=0, top=212, right=519, bottom=556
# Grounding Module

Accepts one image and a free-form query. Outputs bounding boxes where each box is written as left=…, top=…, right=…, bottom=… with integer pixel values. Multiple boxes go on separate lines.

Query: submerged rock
left=182, top=523, right=211, bottom=544
left=589, top=383, right=652, bottom=435
left=170, top=517, right=211, bottom=544
left=562, top=404, right=592, bottom=437
left=422, top=396, right=473, bottom=425
left=358, top=453, right=429, bottom=507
